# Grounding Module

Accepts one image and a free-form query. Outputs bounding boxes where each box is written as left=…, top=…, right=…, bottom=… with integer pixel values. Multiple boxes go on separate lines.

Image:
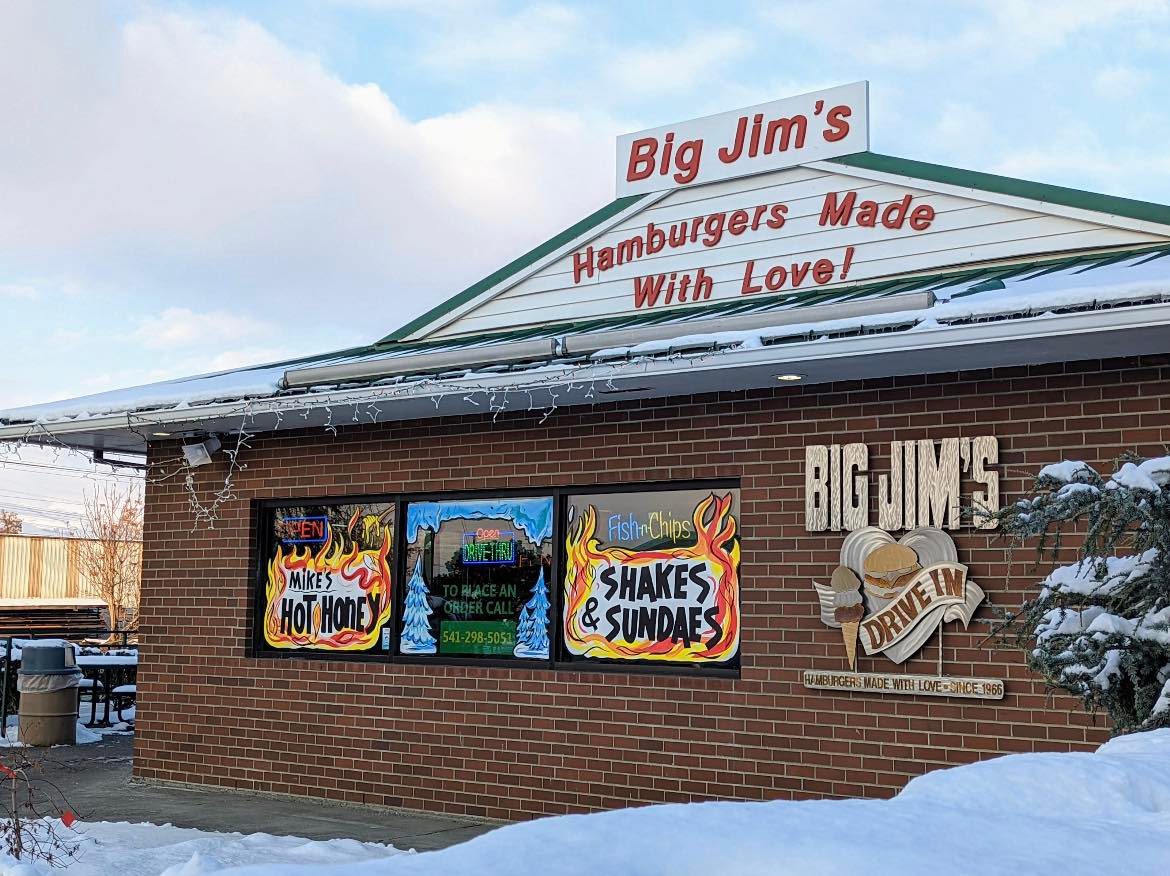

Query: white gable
left=425, top=162, right=1170, bottom=340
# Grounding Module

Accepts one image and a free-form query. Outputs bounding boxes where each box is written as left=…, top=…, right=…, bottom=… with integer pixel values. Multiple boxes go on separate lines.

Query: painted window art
left=256, top=500, right=395, bottom=656
left=401, top=497, right=554, bottom=660
left=562, top=486, right=741, bottom=667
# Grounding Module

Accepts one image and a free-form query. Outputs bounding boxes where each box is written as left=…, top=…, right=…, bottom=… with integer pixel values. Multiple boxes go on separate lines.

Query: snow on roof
left=1, top=247, right=1168, bottom=430
left=0, top=347, right=381, bottom=425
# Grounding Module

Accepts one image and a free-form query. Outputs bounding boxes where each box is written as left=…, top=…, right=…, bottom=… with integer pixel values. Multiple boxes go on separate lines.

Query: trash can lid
left=17, top=641, right=80, bottom=675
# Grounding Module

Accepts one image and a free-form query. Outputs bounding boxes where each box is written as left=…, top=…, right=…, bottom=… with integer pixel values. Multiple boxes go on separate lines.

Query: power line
left=0, top=487, right=87, bottom=505
left=0, top=460, right=143, bottom=480
left=0, top=503, right=82, bottom=522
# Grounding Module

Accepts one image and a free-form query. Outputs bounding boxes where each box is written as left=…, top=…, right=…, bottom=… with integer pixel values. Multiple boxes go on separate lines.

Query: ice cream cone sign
left=827, top=566, right=864, bottom=669
left=812, top=526, right=986, bottom=667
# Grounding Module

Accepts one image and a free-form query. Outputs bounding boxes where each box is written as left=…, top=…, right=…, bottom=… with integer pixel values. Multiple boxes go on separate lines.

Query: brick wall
left=133, top=355, right=1170, bottom=820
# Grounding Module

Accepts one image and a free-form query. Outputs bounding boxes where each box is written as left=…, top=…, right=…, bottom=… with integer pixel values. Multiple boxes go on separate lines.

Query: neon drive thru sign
left=615, top=81, right=869, bottom=197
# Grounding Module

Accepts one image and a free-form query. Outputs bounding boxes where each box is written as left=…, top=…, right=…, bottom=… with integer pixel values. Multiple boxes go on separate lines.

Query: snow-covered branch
left=995, top=453, right=1170, bottom=732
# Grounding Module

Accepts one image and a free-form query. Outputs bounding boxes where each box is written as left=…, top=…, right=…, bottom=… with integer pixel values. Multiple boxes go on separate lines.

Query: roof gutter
left=5, top=301, right=1170, bottom=446
left=282, top=290, right=935, bottom=389
left=560, top=290, right=933, bottom=356
left=281, top=338, right=560, bottom=389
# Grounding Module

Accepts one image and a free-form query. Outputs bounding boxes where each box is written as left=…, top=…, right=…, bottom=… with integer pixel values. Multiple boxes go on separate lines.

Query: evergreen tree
left=401, top=557, right=436, bottom=654
left=992, top=454, right=1170, bottom=732
left=515, top=605, right=534, bottom=649
left=514, top=568, right=550, bottom=658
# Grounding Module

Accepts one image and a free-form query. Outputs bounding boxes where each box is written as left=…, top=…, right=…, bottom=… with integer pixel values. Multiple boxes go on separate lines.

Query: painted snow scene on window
left=402, top=497, right=554, bottom=660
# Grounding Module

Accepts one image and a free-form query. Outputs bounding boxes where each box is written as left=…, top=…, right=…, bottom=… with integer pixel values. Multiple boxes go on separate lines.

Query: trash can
left=17, top=642, right=81, bottom=746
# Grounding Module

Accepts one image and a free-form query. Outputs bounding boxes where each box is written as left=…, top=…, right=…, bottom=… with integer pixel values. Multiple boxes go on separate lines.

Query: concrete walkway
left=26, top=736, right=498, bottom=851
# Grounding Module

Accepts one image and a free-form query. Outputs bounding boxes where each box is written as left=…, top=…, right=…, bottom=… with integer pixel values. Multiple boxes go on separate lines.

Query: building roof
left=381, top=152, right=1170, bottom=344
left=3, top=153, right=1170, bottom=455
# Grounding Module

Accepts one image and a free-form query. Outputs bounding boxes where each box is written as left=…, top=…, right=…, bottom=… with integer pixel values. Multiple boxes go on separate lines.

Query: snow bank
left=112, top=730, right=1170, bottom=876
left=0, top=719, right=101, bottom=748
left=0, top=732, right=1168, bottom=873
left=0, top=822, right=401, bottom=875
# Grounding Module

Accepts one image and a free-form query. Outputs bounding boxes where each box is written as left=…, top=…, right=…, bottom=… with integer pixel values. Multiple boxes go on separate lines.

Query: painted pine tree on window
left=514, top=568, right=550, bottom=658
left=400, top=557, right=436, bottom=654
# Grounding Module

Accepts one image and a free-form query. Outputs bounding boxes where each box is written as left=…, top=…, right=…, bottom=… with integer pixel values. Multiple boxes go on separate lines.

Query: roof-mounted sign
left=616, top=81, right=869, bottom=197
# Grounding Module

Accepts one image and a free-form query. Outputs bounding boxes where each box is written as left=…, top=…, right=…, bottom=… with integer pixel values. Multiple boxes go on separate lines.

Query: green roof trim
left=828, top=153, right=1170, bottom=227
left=379, top=151, right=1170, bottom=346
left=378, top=193, right=646, bottom=344
left=366, top=242, right=1169, bottom=355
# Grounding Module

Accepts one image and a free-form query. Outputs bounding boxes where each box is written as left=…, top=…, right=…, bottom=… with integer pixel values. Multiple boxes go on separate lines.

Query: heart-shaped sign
left=839, top=525, right=958, bottom=578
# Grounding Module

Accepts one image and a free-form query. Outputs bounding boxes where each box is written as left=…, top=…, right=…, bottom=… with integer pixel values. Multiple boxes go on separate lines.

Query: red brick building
left=4, top=86, right=1170, bottom=820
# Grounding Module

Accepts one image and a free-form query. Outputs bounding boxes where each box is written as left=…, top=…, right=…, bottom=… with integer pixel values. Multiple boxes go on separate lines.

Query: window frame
left=555, top=479, right=742, bottom=676
left=393, top=488, right=560, bottom=671
left=248, top=479, right=741, bottom=679
left=249, top=494, right=398, bottom=663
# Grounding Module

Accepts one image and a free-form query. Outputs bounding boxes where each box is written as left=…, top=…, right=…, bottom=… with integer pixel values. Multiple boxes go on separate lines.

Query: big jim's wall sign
left=574, top=82, right=945, bottom=313
left=801, top=436, right=1005, bottom=700
left=615, top=82, right=869, bottom=196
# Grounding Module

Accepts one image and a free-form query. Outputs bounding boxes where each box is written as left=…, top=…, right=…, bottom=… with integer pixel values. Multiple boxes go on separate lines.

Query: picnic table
left=76, top=653, right=138, bottom=727
left=0, top=638, right=139, bottom=734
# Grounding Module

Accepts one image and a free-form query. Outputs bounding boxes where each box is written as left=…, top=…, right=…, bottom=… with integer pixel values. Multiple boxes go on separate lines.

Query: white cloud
left=1092, top=64, right=1151, bottom=97
left=0, top=5, right=618, bottom=331
left=759, top=0, right=1170, bottom=70
left=419, top=3, right=587, bottom=70
left=132, top=308, right=269, bottom=350
left=0, top=284, right=38, bottom=300
left=605, top=31, right=751, bottom=98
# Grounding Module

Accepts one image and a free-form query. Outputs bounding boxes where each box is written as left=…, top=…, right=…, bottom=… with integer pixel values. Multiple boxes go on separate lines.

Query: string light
left=1, top=349, right=718, bottom=529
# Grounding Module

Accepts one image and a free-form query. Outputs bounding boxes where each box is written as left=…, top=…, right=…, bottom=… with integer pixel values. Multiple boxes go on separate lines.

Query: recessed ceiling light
left=775, top=374, right=804, bottom=382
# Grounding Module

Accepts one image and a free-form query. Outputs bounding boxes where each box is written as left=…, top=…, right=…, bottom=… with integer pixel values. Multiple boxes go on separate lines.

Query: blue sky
left=2, top=0, right=1170, bottom=529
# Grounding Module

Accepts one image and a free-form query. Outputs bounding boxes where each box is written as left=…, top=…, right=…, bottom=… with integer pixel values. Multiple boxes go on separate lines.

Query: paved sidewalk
left=25, top=736, right=498, bottom=851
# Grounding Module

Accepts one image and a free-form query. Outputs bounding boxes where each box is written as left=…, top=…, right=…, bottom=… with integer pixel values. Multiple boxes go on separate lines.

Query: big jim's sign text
left=578, top=82, right=949, bottom=313
left=616, top=82, right=869, bottom=196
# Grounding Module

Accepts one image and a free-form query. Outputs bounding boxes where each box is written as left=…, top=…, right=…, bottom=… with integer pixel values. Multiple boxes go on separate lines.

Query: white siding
left=430, top=166, right=1168, bottom=339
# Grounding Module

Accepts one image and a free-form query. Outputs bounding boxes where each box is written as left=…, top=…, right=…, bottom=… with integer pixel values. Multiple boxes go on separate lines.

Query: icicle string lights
left=2, top=350, right=716, bottom=529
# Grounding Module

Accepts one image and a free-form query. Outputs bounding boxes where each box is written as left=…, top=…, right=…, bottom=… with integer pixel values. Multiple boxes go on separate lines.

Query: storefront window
left=255, top=500, right=395, bottom=657
left=561, top=486, right=741, bottom=668
left=400, top=497, right=554, bottom=661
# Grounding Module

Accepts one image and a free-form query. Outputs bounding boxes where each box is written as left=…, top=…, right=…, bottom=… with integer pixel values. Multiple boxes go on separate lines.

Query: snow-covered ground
left=2, top=730, right=1169, bottom=875
left=0, top=702, right=132, bottom=748
left=0, top=823, right=400, bottom=875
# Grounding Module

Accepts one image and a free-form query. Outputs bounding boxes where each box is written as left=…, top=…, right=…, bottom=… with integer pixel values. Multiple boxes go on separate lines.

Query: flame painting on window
left=563, top=490, right=741, bottom=664
left=262, top=503, right=394, bottom=652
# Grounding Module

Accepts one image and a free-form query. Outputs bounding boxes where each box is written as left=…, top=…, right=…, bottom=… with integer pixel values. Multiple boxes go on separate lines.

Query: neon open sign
left=461, top=529, right=517, bottom=565
left=277, top=516, right=330, bottom=545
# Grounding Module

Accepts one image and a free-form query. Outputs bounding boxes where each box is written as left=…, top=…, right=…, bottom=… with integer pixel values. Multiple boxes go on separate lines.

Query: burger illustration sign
left=813, top=527, right=984, bottom=666
left=801, top=437, right=1005, bottom=700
